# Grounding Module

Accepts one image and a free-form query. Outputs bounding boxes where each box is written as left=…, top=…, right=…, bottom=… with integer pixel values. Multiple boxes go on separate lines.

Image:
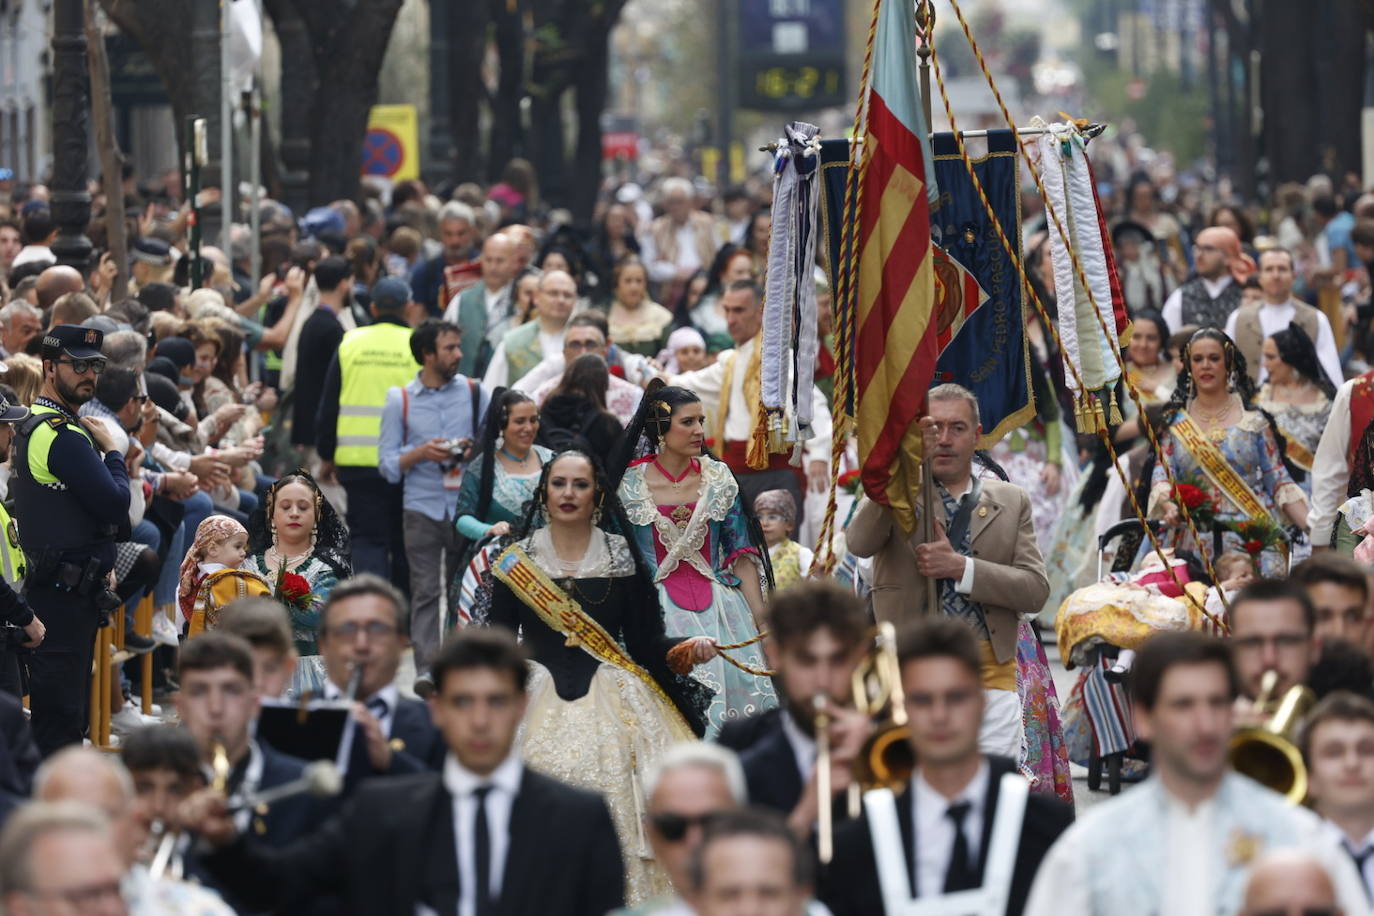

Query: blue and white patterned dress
left=618, top=456, right=777, bottom=737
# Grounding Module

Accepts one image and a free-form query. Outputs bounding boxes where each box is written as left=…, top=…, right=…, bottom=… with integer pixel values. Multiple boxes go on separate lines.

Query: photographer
left=378, top=319, right=488, bottom=674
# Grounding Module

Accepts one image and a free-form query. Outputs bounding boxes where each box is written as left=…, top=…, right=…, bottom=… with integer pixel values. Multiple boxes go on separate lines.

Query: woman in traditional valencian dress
left=450, top=389, right=553, bottom=628
left=244, top=471, right=351, bottom=695
left=483, top=450, right=718, bottom=904
left=1255, top=322, right=1335, bottom=495
left=1145, top=328, right=1309, bottom=576
left=610, top=383, right=777, bottom=737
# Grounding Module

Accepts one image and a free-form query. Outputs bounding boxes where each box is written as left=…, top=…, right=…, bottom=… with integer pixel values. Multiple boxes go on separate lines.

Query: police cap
left=41, top=325, right=104, bottom=361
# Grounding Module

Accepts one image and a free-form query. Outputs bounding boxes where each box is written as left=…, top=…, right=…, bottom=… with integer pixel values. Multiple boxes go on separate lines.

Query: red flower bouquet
left=274, top=567, right=313, bottom=613
left=1169, top=476, right=1220, bottom=528
left=1228, top=516, right=1285, bottom=558
left=838, top=469, right=862, bottom=495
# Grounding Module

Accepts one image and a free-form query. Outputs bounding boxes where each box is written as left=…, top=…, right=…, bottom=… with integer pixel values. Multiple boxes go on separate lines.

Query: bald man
left=34, top=265, right=84, bottom=313
left=444, top=231, right=516, bottom=377
left=1240, top=851, right=1342, bottom=916
left=35, top=746, right=233, bottom=914
left=484, top=269, right=577, bottom=388
left=1160, top=226, right=1252, bottom=331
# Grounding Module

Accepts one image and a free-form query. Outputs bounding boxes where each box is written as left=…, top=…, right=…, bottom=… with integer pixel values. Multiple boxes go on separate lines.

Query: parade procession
left=5, top=0, right=1374, bottom=912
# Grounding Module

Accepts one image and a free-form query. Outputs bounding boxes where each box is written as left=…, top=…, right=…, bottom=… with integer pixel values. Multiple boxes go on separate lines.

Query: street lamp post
left=49, top=0, right=92, bottom=275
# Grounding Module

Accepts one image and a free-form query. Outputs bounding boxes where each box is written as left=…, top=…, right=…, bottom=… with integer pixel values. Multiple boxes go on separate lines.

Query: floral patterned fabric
left=1016, top=621, right=1074, bottom=807
left=243, top=552, right=338, bottom=697
left=619, top=457, right=777, bottom=737
left=1144, top=406, right=1305, bottom=576
left=1256, top=385, right=1332, bottom=488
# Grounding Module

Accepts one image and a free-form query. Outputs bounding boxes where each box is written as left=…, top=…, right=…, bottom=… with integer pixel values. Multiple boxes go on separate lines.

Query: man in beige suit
left=846, top=383, right=1048, bottom=756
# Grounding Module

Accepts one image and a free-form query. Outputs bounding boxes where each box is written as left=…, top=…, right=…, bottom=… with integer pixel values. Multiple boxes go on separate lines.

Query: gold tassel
left=1092, top=395, right=1106, bottom=432
left=746, top=401, right=771, bottom=471
left=1109, top=389, right=1123, bottom=426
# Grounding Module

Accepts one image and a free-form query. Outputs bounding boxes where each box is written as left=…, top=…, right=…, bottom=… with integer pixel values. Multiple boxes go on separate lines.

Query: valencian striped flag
left=848, top=0, right=939, bottom=532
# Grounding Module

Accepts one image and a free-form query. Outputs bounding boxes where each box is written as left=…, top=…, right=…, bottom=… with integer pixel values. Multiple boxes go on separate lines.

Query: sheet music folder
left=257, top=698, right=353, bottom=771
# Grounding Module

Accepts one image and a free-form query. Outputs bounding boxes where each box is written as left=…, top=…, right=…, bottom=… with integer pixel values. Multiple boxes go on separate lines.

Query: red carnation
left=1243, top=539, right=1263, bottom=556
left=1173, top=484, right=1206, bottom=509
left=838, top=470, right=862, bottom=490
left=280, top=572, right=310, bottom=601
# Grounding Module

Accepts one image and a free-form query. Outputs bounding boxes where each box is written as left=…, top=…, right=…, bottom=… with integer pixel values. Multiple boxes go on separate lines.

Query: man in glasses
left=1226, top=247, right=1344, bottom=386
left=313, top=574, right=443, bottom=793
left=1228, top=579, right=1323, bottom=722
left=513, top=312, right=646, bottom=424
left=10, top=325, right=130, bottom=755
left=624, top=743, right=747, bottom=915
left=1160, top=225, right=1252, bottom=332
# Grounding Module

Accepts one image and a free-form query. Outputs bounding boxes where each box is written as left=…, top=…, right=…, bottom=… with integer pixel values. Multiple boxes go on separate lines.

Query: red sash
left=1349, top=370, right=1374, bottom=466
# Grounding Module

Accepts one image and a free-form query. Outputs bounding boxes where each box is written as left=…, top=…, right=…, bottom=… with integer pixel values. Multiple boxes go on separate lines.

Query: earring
left=496, top=434, right=505, bottom=449
left=592, top=506, right=603, bottom=525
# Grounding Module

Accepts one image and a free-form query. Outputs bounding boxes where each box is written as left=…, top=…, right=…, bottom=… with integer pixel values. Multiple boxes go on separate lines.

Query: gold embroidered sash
left=1172, top=413, right=1276, bottom=524
left=491, top=544, right=690, bottom=729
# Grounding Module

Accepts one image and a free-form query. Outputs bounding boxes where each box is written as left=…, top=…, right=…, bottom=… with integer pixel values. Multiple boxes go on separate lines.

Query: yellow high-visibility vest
left=0, top=501, right=26, bottom=586
left=334, top=322, right=418, bottom=467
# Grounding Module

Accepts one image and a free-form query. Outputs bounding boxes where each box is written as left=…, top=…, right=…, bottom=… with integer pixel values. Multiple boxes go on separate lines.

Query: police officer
left=11, top=326, right=130, bottom=755
left=0, top=383, right=44, bottom=697
left=315, top=277, right=419, bottom=590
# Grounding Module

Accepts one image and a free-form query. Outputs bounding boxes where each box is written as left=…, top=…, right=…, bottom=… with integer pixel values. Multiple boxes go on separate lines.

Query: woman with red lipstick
left=486, top=450, right=717, bottom=904
left=244, top=471, right=351, bottom=695
left=1145, top=327, right=1309, bottom=576
left=610, top=382, right=778, bottom=738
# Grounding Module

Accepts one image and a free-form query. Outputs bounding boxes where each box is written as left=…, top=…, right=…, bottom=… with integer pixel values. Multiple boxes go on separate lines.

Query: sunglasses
left=58, top=357, right=107, bottom=376
left=649, top=811, right=715, bottom=842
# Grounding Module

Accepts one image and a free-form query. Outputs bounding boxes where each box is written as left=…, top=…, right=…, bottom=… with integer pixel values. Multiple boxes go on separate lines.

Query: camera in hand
left=443, top=437, right=474, bottom=465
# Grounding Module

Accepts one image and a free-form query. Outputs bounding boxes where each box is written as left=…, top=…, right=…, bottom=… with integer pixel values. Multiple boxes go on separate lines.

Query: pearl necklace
left=264, top=545, right=309, bottom=571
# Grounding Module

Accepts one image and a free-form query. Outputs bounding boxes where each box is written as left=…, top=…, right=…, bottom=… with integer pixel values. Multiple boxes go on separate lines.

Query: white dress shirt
left=1161, top=275, right=1233, bottom=332
left=669, top=336, right=833, bottom=465
left=1325, top=820, right=1374, bottom=901
left=446, top=752, right=522, bottom=916
left=1309, top=375, right=1358, bottom=546
left=1160, top=792, right=1215, bottom=916
left=482, top=327, right=564, bottom=389
left=912, top=760, right=989, bottom=897
left=1223, top=299, right=1343, bottom=387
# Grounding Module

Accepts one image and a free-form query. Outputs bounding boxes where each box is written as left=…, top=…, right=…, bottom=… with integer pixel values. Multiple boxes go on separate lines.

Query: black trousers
left=26, top=584, right=100, bottom=758
left=340, top=472, right=410, bottom=596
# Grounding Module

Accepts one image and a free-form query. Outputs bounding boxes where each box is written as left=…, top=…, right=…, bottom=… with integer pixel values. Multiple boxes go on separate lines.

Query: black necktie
left=1349, top=845, right=1374, bottom=902
left=474, top=786, right=494, bottom=916
left=367, top=695, right=389, bottom=723
left=943, top=801, right=977, bottom=892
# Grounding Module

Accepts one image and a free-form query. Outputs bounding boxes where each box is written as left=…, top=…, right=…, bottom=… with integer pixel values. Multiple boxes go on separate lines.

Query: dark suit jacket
left=737, top=710, right=804, bottom=815
left=201, top=766, right=625, bottom=916
left=818, top=756, right=1073, bottom=916
left=343, top=696, right=446, bottom=793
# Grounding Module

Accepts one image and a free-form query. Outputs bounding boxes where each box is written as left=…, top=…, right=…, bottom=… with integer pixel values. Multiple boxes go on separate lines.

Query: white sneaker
left=152, top=614, right=179, bottom=648
left=111, top=701, right=159, bottom=733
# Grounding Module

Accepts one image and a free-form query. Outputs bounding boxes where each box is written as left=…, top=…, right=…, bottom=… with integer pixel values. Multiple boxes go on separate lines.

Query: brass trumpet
left=210, top=739, right=231, bottom=793
left=1228, top=669, right=1313, bottom=804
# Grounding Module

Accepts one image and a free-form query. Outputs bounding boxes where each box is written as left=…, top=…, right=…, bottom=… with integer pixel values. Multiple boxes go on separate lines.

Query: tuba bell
left=850, top=622, right=915, bottom=792
left=1228, top=669, right=1313, bottom=804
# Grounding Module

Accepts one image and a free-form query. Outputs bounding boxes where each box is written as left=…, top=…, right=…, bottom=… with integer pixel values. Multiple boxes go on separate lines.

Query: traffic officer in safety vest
left=316, top=277, right=420, bottom=590
left=11, top=325, right=130, bottom=755
left=0, top=384, right=43, bottom=698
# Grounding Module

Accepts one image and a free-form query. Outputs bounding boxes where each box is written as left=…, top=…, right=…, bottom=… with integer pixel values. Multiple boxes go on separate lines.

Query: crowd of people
left=1, top=139, right=1374, bottom=915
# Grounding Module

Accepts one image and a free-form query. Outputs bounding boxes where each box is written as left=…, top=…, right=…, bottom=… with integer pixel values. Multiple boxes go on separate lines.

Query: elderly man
left=1225, top=247, right=1343, bottom=386
left=641, top=177, right=718, bottom=299
left=614, top=743, right=748, bottom=916
left=671, top=280, right=832, bottom=521
left=512, top=314, right=644, bottom=423
left=33, top=747, right=232, bottom=914
left=0, top=301, right=41, bottom=358
left=0, top=802, right=128, bottom=916
left=847, top=383, right=1049, bottom=757
left=409, top=201, right=480, bottom=316
left=484, top=269, right=577, bottom=389
left=444, top=231, right=516, bottom=378
left=1240, top=851, right=1346, bottom=916
left=1161, top=225, right=1252, bottom=331
left=691, top=809, right=813, bottom=916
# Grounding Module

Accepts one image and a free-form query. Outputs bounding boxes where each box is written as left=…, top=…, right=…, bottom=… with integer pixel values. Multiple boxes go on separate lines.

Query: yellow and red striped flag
left=851, top=0, right=939, bottom=532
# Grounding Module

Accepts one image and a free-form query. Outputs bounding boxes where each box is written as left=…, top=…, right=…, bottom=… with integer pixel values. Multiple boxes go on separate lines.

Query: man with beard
left=379, top=321, right=488, bottom=675
left=724, top=582, right=872, bottom=835
left=10, top=326, right=130, bottom=755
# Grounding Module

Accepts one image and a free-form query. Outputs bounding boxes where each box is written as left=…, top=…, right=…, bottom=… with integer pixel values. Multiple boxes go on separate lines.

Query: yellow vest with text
left=0, top=501, right=25, bottom=587
left=334, top=322, right=419, bottom=467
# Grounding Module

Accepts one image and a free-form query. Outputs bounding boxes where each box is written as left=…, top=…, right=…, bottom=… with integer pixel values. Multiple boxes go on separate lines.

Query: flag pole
left=915, top=0, right=938, bottom=613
